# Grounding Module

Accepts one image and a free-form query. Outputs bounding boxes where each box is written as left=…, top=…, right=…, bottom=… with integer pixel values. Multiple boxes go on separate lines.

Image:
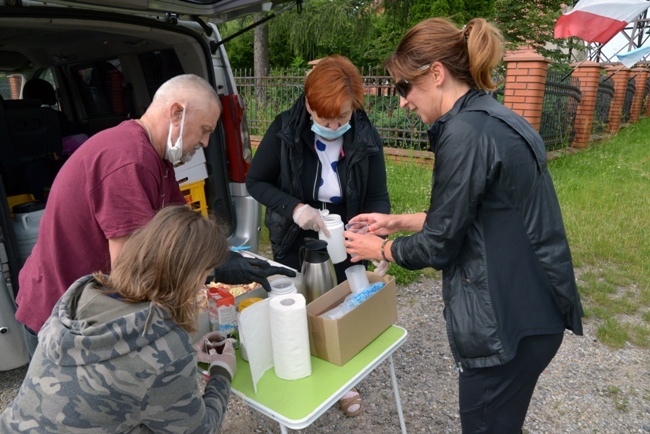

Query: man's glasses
left=393, top=64, right=431, bottom=99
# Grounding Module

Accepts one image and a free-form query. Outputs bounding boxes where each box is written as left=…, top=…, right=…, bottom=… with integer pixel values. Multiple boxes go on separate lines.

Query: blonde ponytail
left=465, top=19, right=504, bottom=91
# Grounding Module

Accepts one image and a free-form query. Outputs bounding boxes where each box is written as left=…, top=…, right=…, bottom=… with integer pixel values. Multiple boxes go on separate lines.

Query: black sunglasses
left=394, top=79, right=413, bottom=99
left=393, top=64, right=432, bottom=99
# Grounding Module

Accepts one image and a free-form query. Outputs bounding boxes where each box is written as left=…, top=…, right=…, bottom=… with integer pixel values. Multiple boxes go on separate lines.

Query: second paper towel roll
left=269, top=294, right=312, bottom=380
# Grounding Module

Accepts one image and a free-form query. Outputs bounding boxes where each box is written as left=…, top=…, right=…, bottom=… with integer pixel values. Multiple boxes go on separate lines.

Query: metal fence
left=621, top=78, right=636, bottom=124
left=592, top=75, right=615, bottom=135
left=234, top=67, right=305, bottom=135
left=539, top=70, right=581, bottom=151
left=236, top=68, right=587, bottom=153
left=359, top=66, right=429, bottom=150
left=641, top=77, right=650, bottom=115
left=234, top=67, right=430, bottom=150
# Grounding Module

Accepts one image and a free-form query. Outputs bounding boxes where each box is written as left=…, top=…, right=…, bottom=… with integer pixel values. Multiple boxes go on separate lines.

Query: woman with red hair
left=246, top=55, right=391, bottom=417
left=246, top=54, right=390, bottom=285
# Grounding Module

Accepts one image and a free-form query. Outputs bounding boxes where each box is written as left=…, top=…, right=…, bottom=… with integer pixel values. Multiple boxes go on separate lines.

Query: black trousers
left=458, top=332, right=564, bottom=434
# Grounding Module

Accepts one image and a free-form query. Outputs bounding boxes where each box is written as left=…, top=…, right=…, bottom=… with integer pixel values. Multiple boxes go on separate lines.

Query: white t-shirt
left=314, top=135, right=343, bottom=204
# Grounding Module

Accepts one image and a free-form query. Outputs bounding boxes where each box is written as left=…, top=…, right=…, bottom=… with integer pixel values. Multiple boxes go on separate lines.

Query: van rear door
left=24, top=0, right=281, bottom=21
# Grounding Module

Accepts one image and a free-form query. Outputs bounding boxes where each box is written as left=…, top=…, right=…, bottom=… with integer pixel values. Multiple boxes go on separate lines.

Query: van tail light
left=219, top=94, right=252, bottom=183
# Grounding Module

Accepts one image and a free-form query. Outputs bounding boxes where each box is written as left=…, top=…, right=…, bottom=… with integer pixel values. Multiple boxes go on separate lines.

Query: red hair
left=304, top=55, right=364, bottom=119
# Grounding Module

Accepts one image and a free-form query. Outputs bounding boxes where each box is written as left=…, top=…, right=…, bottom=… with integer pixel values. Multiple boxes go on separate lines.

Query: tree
left=253, top=13, right=270, bottom=101
left=383, top=0, right=496, bottom=28
left=217, top=19, right=254, bottom=70
left=492, top=0, right=581, bottom=66
left=269, top=0, right=377, bottom=66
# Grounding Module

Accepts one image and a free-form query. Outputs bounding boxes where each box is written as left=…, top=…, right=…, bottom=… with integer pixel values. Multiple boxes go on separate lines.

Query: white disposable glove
left=209, top=339, right=237, bottom=382
left=372, top=260, right=389, bottom=276
left=292, top=204, right=330, bottom=236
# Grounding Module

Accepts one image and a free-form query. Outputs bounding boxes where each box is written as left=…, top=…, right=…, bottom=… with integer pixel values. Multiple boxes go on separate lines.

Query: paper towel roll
left=269, top=294, right=312, bottom=380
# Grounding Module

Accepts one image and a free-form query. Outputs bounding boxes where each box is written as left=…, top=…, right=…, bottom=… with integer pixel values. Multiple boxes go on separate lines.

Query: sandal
left=339, top=387, right=363, bottom=417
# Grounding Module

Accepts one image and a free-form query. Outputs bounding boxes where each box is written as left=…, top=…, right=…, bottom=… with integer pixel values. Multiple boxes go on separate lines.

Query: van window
left=138, top=50, right=184, bottom=98
left=0, top=73, right=24, bottom=100
left=72, top=59, right=128, bottom=117
left=0, top=74, right=12, bottom=99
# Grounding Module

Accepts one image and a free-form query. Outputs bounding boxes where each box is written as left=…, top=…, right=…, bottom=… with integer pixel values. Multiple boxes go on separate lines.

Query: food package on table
left=207, top=281, right=259, bottom=298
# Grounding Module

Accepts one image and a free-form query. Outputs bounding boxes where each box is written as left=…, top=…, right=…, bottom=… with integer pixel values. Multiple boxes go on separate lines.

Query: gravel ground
left=1, top=276, right=648, bottom=433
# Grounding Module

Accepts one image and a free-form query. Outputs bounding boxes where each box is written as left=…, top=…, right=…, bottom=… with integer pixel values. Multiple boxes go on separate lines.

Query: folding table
left=230, top=325, right=408, bottom=433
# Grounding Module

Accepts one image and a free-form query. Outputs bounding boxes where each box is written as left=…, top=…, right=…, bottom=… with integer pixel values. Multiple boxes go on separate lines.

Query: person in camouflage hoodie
left=1, top=206, right=236, bottom=433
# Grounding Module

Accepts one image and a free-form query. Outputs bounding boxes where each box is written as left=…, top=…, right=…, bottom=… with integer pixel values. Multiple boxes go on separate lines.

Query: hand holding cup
left=344, top=222, right=369, bottom=258
left=195, top=331, right=233, bottom=363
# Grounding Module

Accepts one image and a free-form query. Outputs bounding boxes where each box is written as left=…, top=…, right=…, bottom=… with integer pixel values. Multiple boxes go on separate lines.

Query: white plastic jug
left=318, top=213, right=346, bottom=264
left=269, top=277, right=298, bottom=299
left=12, top=201, right=46, bottom=265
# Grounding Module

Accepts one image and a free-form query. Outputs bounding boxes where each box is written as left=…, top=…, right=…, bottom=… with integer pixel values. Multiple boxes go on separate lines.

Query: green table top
left=229, top=325, right=407, bottom=427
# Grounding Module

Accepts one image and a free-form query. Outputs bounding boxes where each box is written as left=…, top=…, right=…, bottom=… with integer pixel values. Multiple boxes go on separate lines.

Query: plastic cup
left=203, top=333, right=229, bottom=354
left=345, top=222, right=368, bottom=258
left=345, top=222, right=369, bottom=234
left=345, top=264, right=370, bottom=294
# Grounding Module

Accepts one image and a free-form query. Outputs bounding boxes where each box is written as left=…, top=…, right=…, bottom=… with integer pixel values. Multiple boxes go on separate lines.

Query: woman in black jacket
left=345, top=18, right=583, bottom=433
left=245, top=55, right=391, bottom=418
left=246, top=55, right=391, bottom=284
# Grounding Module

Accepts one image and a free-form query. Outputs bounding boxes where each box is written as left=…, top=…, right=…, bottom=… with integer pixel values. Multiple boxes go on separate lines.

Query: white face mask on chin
left=165, top=107, right=186, bottom=166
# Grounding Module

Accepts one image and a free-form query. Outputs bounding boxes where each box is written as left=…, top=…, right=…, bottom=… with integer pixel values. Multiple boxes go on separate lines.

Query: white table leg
left=389, top=355, right=407, bottom=434
left=279, top=422, right=289, bottom=434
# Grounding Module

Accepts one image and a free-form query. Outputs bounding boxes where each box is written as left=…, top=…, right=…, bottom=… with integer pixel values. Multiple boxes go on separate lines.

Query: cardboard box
left=175, top=147, right=206, bottom=169
left=307, top=272, right=397, bottom=366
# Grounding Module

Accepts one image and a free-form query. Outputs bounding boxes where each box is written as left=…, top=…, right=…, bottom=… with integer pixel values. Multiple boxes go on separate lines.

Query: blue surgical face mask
left=311, top=120, right=351, bottom=140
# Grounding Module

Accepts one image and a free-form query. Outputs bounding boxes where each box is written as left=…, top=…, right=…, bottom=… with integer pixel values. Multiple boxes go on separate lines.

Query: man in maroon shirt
left=15, top=74, right=292, bottom=357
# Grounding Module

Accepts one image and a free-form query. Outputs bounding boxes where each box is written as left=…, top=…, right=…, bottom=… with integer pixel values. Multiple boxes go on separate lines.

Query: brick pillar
left=503, top=46, right=550, bottom=131
left=604, top=65, right=630, bottom=133
left=629, top=67, right=648, bottom=123
left=8, top=74, right=22, bottom=99
left=645, top=77, right=650, bottom=117
left=570, top=61, right=602, bottom=149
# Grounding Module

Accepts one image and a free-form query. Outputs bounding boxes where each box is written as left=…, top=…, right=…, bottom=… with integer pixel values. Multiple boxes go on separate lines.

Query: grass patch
left=381, top=159, right=439, bottom=285
left=604, top=386, right=630, bottom=412
left=550, top=120, right=650, bottom=348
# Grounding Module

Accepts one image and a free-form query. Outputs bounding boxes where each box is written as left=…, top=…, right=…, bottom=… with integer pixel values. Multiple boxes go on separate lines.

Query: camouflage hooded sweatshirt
left=0, top=275, right=231, bottom=433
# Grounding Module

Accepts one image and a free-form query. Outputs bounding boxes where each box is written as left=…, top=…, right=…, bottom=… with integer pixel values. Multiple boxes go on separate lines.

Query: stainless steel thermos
left=299, top=238, right=337, bottom=303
